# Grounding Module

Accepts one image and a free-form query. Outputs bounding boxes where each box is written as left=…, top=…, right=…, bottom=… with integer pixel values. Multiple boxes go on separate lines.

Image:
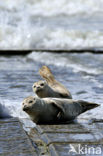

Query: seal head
left=33, top=81, right=46, bottom=94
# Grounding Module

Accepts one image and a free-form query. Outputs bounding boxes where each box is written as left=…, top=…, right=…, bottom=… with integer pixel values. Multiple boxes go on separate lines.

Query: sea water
left=0, top=52, right=103, bottom=123
left=0, top=0, right=103, bottom=128
left=0, top=0, right=103, bottom=50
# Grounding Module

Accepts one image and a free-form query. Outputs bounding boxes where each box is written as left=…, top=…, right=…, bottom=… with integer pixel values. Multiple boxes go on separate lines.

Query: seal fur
left=22, top=96, right=99, bottom=124
left=39, top=66, right=72, bottom=99
left=32, top=80, right=70, bottom=98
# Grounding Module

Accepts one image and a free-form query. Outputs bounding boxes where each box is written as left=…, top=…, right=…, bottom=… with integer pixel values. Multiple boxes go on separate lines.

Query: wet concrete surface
left=1, top=118, right=103, bottom=156
left=0, top=118, right=37, bottom=156
left=29, top=119, right=103, bottom=156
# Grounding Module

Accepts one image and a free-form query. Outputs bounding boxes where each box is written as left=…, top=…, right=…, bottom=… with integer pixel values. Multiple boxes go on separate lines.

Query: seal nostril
left=23, top=106, right=29, bottom=111
left=37, top=86, right=40, bottom=89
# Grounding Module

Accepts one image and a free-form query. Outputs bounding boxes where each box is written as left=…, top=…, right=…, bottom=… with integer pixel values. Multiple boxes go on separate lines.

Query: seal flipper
left=78, top=100, right=100, bottom=113
left=51, top=100, right=65, bottom=119
left=39, top=65, right=55, bottom=84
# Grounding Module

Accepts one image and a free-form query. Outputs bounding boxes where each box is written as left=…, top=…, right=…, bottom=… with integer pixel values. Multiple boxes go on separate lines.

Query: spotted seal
left=22, top=96, right=99, bottom=124
left=32, top=80, right=70, bottom=98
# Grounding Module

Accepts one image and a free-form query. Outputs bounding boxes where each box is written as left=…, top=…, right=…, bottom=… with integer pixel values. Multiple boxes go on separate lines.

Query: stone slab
left=34, top=122, right=103, bottom=155
left=21, top=119, right=103, bottom=156
left=0, top=118, right=37, bottom=156
left=49, top=143, right=103, bottom=156
left=37, top=124, right=90, bottom=134
left=41, top=132, right=100, bottom=145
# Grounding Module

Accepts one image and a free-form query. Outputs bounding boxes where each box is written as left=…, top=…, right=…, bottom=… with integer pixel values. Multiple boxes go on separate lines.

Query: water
left=0, top=2, right=103, bottom=155
left=0, top=52, right=103, bottom=123
left=0, top=0, right=103, bottom=127
left=0, top=0, right=103, bottom=50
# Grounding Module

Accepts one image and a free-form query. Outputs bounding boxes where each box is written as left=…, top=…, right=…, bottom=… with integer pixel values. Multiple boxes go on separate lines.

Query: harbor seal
left=22, top=96, right=99, bottom=124
left=39, top=66, right=72, bottom=99
left=32, top=80, right=70, bottom=98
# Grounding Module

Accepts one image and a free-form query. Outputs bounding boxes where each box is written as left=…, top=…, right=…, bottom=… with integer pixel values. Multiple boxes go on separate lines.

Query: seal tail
left=78, top=100, right=100, bottom=113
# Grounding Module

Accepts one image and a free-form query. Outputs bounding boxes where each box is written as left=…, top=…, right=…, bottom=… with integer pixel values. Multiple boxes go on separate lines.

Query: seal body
left=39, top=66, right=72, bottom=99
left=22, top=96, right=99, bottom=124
left=32, top=80, right=69, bottom=98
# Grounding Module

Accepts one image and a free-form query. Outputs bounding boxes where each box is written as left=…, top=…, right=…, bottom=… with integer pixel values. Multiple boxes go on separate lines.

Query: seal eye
left=40, top=83, right=44, bottom=86
left=33, top=85, right=36, bottom=88
left=29, top=100, right=33, bottom=103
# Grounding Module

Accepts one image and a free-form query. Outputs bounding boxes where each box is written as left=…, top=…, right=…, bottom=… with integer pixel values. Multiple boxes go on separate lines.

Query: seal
left=32, top=80, right=70, bottom=98
left=22, top=96, right=99, bottom=124
left=22, top=96, right=59, bottom=124
left=39, top=66, right=72, bottom=99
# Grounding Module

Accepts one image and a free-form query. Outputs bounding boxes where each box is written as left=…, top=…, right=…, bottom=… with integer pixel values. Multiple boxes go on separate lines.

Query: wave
left=0, top=99, right=36, bottom=130
left=0, top=102, right=11, bottom=118
left=27, top=52, right=103, bottom=75
left=0, top=0, right=102, bottom=16
left=0, top=0, right=103, bottom=49
left=0, top=26, right=103, bottom=50
left=0, top=99, right=29, bottom=119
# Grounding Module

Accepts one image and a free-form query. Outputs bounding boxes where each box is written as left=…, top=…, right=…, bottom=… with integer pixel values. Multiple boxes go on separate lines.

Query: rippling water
left=0, top=52, right=103, bottom=122
left=0, top=0, right=103, bottom=49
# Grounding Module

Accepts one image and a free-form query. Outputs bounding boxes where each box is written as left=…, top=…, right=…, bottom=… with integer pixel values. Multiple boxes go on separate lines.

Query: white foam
left=78, top=104, right=103, bottom=120
left=0, top=99, right=36, bottom=129
left=0, top=102, right=11, bottom=118
left=28, top=52, right=103, bottom=75
left=42, top=30, right=103, bottom=49
left=0, top=0, right=103, bottom=49
left=0, top=99, right=29, bottom=119
left=0, top=0, right=103, bottom=16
